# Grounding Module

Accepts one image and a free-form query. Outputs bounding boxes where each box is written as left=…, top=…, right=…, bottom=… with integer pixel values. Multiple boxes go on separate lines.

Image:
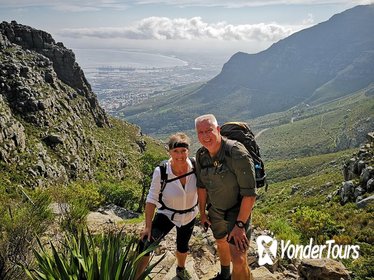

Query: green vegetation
left=0, top=186, right=52, bottom=279
left=265, top=148, right=356, bottom=184
left=25, top=229, right=164, bottom=280
left=119, top=85, right=374, bottom=162
left=0, top=114, right=167, bottom=279
left=255, top=87, right=374, bottom=160
left=253, top=147, right=373, bottom=280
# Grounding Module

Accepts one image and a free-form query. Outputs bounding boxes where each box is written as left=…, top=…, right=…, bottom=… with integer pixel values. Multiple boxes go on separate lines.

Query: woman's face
left=169, top=147, right=189, bottom=163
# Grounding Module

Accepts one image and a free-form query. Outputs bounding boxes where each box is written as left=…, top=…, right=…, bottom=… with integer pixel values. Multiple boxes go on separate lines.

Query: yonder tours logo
left=256, top=235, right=360, bottom=265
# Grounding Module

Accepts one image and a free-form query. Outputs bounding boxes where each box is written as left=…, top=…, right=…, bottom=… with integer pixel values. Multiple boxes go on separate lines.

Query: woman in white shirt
left=135, top=132, right=198, bottom=280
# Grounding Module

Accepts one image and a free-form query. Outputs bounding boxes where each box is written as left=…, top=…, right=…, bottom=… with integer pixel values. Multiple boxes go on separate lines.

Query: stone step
left=163, top=257, right=200, bottom=280
left=149, top=251, right=176, bottom=280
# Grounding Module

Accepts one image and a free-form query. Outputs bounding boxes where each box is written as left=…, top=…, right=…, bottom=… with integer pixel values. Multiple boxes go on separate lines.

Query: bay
left=73, top=48, right=188, bottom=69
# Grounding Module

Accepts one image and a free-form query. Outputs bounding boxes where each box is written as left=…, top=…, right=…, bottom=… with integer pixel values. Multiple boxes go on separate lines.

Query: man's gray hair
left=194, top=114, right=218, bottom=128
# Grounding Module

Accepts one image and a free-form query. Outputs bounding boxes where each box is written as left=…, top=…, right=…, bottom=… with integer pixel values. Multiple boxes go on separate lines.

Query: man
left=195, top=114, right=256, bottom=280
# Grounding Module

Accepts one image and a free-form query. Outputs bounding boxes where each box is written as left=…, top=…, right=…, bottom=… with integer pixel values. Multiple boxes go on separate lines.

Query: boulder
left=299, top=258, right=351, bottom=280
left=252, top=266, right=277, bottom=280
left=356, top=195, right=374, bottom=208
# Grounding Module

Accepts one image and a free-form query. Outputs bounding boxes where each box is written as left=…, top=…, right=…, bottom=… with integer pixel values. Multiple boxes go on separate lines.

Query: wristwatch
left=235, top=220, right=245, bottom=229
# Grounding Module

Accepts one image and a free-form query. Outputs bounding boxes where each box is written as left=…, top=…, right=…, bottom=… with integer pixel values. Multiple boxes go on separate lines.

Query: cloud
left=59, top=16, right=305, bottom=42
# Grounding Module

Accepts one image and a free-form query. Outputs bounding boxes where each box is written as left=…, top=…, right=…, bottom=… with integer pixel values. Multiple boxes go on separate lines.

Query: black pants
left=139, top=213, right=195, bottom=255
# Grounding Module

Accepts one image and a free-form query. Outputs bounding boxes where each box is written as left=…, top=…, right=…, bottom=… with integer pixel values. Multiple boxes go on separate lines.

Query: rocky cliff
left=340, top=132, right=374, bottom=206
left=0, top=21, right=147, bottom=188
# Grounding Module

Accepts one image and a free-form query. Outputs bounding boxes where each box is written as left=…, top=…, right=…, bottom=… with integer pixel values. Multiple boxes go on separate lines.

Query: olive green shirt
left=196, top=138, right=257, bottom=210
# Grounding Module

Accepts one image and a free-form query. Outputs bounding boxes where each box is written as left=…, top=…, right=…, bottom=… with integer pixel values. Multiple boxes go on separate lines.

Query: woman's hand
left=140, top=226, right=152, bottom=242
left=200, top=213, right=211, bottom=232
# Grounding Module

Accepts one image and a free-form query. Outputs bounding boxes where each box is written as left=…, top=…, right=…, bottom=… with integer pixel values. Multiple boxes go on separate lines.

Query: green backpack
left=220, top=122, right=268, bottom=190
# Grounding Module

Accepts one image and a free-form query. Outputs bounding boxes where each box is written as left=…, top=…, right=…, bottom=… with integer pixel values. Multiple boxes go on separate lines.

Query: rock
left=340, top=181, right=355, bottom=205
left=354, top=186, right=365, bottom=199
left=283, top=270, right=299, bottom=279
left=149, top=251, right=176, bottom=280
left=361, top=166, right=373, bottom=186
left=98, top=204, right=140, bottom=219
left=290, top=184, right=300, bottom=195
left=339, top=135, right=373, bottom=205
left=299, top=258, right=351, bottom=280
left=367, top=131, right=374, bottom=144
left=163, top=257, right=199, bottom=280
left=252, top=266, right=277, bottom=280
left=356, top=195, right=374, bottom=208
left=42, top=134, right=64, bottom=147
left=0, top=95, right=26, bottom=163
left=367, top=178, right=374, bottom=192
left=49, top=202, right=70, bottom=215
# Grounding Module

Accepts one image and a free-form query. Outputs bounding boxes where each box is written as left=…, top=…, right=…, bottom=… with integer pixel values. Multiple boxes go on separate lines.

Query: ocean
left=73, top=48, right=188, bottom=69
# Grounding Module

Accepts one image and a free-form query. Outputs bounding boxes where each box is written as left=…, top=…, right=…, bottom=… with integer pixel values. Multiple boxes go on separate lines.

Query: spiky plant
left=24, top=229, right=163, bottom=280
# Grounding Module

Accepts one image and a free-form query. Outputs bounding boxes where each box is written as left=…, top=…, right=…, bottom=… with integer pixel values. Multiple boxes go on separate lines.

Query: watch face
left=236, top=221, right=245, bottom=228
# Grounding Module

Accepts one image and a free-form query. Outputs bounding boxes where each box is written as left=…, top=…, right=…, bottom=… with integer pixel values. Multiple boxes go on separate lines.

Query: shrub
left=269, top=218, right=301, bottom=244
left=24, top=229, right=164, bottom=280
left=346, top=242, right=374, bottom=280
left=0, top=186, right=52, bottom=280
left=292, top=206, right=339, bottom=243
left=68, top=182, right=104, bottom=210
left=99, top=180, right=141, bottom=210
left=137, top=152, right=166, bottom=212
left=47, top=185, right=90, bottom=235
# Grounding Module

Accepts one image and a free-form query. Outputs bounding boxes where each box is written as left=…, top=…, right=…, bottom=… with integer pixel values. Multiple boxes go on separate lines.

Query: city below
left=74, top=49, right=230, bottom=114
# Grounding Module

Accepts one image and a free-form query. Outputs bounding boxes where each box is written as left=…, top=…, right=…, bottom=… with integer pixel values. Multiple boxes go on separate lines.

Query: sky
left=1, top=0, right=373, bottom=56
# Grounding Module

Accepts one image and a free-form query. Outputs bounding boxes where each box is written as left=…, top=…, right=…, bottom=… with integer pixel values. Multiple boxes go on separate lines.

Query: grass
left=256, top=92, right=374, bottom=160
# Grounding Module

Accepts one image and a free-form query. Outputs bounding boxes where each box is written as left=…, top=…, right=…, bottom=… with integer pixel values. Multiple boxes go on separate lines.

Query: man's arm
left=237, top=196, right=256, bottom=223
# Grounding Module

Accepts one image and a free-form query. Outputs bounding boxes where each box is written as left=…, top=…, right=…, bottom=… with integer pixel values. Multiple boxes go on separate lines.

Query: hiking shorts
left=208, top=205, right=251, bottom=245
left=139, top=213, right=195, bottom=255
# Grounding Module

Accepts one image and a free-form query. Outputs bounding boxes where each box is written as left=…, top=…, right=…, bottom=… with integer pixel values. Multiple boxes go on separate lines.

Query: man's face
left=196, top=120, right=221, bottom=152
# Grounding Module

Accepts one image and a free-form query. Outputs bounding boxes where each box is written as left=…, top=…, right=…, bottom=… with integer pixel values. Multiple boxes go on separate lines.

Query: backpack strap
left=159, top=158, right=196, bottom=192
left=158, top=158, right=198, bottom=220
left=224, top=139, right=268, bottom=191
left=223, top=138, right=236, bottom=158
left=224, top=138, right=262, bottom=164
left=159, top=160, right=168, bottom=189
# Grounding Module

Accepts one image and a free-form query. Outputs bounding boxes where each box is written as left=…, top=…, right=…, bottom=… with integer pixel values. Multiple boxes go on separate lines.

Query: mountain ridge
left=122, top=4, right=374, bottom=135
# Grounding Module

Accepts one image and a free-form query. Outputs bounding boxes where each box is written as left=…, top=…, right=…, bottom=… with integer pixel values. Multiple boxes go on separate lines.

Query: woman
left=136, top=132, right=198, bottom=280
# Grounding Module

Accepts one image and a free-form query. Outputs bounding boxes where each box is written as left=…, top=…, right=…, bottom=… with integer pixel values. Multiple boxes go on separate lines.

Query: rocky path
left=86, top=206, right=352, bottom=280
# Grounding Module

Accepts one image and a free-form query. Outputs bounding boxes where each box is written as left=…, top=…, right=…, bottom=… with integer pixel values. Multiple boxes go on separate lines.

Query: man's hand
left=228, top=225, right=249, bottom=251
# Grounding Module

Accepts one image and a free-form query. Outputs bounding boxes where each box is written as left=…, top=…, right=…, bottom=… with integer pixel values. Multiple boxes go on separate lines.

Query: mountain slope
left=255, top=85, right=374, bottom=160
left=122, top=4, right=374, bottom=135
left=0, top=21, right=165, bottom=188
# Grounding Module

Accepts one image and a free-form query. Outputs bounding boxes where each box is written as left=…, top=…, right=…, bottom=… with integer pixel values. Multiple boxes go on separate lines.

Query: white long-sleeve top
left=146, top=158, right=198, bottom=227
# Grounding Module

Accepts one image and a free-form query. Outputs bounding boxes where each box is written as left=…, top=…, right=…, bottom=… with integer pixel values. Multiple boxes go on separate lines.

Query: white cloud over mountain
left=59, top=16, right=302, bottom=41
